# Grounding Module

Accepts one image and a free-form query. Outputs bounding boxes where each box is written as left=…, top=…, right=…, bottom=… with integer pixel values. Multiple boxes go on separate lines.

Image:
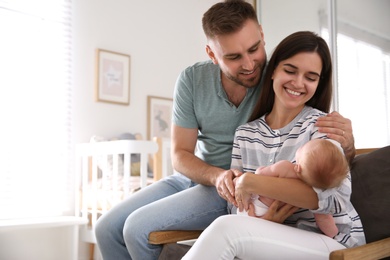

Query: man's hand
left=316, top=111, right=356, bottom=163
left=215, top=169, right=242, bottom=205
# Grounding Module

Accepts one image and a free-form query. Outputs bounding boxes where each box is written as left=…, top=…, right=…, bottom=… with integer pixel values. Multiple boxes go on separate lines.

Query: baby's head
left=295, top=139, right=349, bottom=189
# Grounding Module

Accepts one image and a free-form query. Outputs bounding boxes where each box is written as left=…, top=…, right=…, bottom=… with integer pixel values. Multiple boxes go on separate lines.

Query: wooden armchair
left=149, top=230, right=202, bottom=245
left=329, top=237, right=390, bottom=260
left=149, top=147, right=390, bottom=260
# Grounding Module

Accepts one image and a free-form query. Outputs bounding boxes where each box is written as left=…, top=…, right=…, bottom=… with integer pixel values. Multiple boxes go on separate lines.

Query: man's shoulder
left=179, top=60, right=220, bottom=88
left=184, top=60, right=219, bottom=73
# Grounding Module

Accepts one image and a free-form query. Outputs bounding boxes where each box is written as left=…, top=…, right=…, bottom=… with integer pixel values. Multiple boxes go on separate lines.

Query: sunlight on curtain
left=0, top=0, right=72, bottom=219
left=322, top=29, right=390, bottom=149
left=337, top=34, right=390, bottom=148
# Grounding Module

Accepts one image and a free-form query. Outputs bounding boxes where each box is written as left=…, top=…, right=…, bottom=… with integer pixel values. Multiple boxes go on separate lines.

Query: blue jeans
left=95, top=173, right=227, bottom=260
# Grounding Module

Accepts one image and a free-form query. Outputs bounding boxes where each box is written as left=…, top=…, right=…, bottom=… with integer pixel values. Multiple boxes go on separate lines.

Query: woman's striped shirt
left=231, top=106, right=366, bottom=248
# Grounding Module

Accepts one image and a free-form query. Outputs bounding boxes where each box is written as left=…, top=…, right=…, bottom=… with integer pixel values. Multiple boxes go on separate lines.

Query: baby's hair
left=299, top=139, right=349, bottom=189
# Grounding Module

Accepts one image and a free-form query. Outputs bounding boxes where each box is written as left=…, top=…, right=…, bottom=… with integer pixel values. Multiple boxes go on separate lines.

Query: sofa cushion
left=350, top=146, right=390, bottom=243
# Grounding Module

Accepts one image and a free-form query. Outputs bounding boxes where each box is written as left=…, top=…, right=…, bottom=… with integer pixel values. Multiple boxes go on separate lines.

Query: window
left=322, top=21, right=390, bottom=149
left=0, top=0, right=72, bottom=219
left=336, top=33, right=390, bottom=148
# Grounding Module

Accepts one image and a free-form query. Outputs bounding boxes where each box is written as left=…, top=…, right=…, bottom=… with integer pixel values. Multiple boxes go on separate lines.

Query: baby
left=238, top=139, right=349, bottom=238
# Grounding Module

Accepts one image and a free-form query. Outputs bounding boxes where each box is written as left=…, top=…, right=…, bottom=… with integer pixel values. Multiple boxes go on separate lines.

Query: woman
left=182, top=31, right=365, bottom=259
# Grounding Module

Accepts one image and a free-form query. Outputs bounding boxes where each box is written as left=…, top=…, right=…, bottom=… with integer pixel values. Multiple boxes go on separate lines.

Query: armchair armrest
left=148, top=230, right=202, bottom=245
left=329, top=237, right=390, bottom=260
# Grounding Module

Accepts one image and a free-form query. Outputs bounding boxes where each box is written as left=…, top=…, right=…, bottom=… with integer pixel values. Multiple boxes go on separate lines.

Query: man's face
left=206, top=19, right=267, bottom=88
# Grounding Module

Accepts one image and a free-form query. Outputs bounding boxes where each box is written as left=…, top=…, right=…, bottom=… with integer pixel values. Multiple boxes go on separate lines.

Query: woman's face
left=272, top=52, right=322, bottom=112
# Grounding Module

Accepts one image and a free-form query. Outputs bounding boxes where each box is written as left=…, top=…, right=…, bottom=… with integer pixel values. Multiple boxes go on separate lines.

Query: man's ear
left=206, top=45, right=218, bottom=64
left=258, top=24, right=266, bottom=47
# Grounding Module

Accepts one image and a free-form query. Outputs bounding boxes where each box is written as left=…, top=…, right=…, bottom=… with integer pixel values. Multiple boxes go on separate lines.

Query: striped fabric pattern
left=231, top=106, right=365, bottom=248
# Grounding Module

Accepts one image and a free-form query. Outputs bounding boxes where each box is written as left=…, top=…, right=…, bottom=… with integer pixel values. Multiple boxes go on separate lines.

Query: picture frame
left=96, top=49, right=131, bottom=105
left=147, top=96, right=173, bottom=140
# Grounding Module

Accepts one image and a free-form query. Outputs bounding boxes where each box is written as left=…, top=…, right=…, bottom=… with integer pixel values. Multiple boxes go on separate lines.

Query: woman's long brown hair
left=249, top=31, right=333, bottom=122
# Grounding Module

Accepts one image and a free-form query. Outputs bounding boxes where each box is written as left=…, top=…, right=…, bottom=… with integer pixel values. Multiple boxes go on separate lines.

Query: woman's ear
left=206, top=45, right=218, bottom=64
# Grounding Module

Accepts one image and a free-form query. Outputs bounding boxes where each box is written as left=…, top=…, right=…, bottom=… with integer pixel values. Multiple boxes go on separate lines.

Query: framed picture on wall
left=96, top=49, right=131, bottom=105
left=147, top=96, right=173, bottom=140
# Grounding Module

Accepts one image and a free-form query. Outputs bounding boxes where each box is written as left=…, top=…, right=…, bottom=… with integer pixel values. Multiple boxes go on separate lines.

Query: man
left=95, top=1, right=355, bottom=259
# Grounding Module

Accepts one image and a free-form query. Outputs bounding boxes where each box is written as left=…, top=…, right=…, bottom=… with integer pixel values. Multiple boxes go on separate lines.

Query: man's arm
left=171, top=124, right=239, bottom=204
left=315, top=111, right=355, bottom=164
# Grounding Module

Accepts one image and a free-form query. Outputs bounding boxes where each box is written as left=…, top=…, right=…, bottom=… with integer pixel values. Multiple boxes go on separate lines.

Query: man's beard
left=226, top=74, right=258, bottom=88
left=224, top=64, right=264, bottom=89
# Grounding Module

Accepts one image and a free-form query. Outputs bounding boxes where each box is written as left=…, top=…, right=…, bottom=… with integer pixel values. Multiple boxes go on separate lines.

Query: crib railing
left=75, top=140, right=158, bottom=244
left=152, top=137, right=172, bottom=181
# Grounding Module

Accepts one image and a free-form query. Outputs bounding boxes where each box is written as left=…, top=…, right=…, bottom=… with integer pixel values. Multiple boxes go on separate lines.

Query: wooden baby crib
left=75, top=139, right=160, bottom=258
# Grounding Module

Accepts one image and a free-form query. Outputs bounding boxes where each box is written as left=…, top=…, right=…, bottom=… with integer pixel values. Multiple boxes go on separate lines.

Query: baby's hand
left=254, top=166, right=266, bottom=175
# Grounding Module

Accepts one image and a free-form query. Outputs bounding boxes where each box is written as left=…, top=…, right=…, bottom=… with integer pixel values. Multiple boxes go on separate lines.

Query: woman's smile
left=284, top=87, right=303, bottom=97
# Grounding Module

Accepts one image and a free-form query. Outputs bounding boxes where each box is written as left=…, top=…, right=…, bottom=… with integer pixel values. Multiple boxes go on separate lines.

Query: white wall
left=337, top=0, right=390, bottom=40
left=73, top=0, right=218, bottom=144
left=0, top=226, right=78, bottom=260
left=259, top=0, right=390, bottom=56
left=259, top=0, right=325, bottom=56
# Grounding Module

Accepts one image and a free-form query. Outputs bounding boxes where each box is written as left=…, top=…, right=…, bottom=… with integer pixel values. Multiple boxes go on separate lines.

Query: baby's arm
left=254, top=161, right=298, bottom=207
left=255, top=160, right=297, bottom=179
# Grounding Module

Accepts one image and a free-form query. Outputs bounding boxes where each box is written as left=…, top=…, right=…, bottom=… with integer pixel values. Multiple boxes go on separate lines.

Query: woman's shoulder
left=236, top=116, right=266, bottom=131
left=288, top=106, right=327, bottom=132
left=300, top=106, right=327, bottom=120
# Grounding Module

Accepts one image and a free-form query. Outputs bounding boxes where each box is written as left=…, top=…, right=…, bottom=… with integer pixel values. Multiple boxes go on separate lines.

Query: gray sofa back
left=350, top=146, right=390, bottom=243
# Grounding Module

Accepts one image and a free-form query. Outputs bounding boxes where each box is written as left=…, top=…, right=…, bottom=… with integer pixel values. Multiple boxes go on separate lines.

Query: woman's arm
left=235, top=173, right=318, bottom=212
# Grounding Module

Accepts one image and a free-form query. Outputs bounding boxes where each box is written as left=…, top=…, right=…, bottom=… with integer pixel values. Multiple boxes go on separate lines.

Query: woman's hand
left=316, top=111, right=356, bottom=163
left=234, top=173, right=254, bottom=212
left=254, top=201, right=298, bottom=223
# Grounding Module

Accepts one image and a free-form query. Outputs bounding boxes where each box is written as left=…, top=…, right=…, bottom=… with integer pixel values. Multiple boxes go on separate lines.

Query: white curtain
left=321, top=8, right=390, bottom=149
left=0, top=0, right=72, bottom=219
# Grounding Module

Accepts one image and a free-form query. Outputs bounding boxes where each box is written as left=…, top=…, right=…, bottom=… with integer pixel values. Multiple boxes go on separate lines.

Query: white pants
left=182, top=215, right=346, bottom=260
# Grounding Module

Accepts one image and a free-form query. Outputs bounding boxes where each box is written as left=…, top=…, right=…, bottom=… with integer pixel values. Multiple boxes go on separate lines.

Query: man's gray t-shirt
left=172, top=60, right=262, bottom=170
